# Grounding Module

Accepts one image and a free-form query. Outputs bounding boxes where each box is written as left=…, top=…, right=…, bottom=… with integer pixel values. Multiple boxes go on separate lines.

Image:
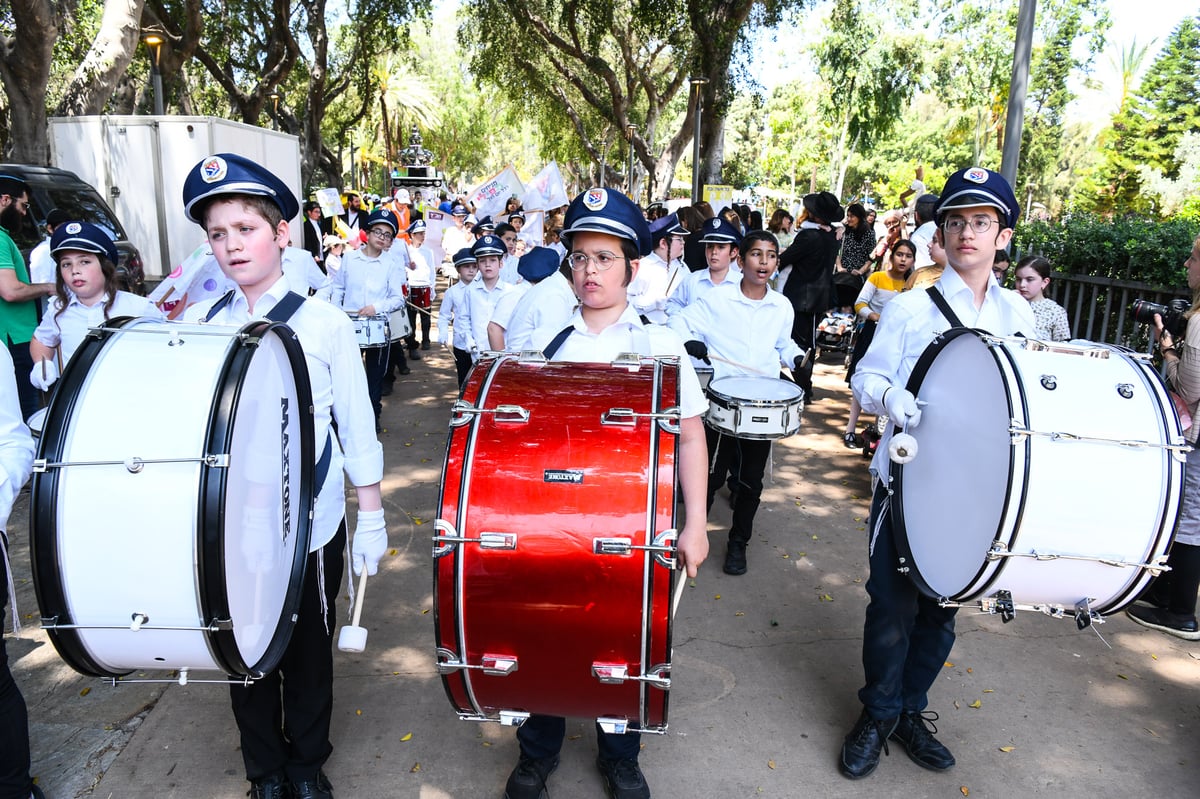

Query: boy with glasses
left=508, top=188, right=709, bottom=799
left=840, top=167, right=1035, bottom=780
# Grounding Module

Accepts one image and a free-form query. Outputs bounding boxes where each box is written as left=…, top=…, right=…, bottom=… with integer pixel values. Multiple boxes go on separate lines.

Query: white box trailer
left=49, top=115, right=302, bottom=281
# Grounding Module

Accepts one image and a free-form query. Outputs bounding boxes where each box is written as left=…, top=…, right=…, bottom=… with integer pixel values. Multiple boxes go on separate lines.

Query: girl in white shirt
left=30, top=221, right=162, bottom=391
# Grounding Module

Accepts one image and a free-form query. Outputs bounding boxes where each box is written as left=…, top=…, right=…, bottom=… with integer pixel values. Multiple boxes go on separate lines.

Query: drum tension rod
left=449, top=400, right=530, bottom=427
left=601, top=407, right=681, bottom=434
left=593, top=531, right=678, bottom=569
left=33, top=454, right=230, bottom=473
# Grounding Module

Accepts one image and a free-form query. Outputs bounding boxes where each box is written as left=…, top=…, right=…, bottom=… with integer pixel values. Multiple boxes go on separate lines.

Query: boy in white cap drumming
left=840, top=167, right=1034, bottom=781
left=181, top=153, right=388, bottom=799
left=507, top=188, right=710, bottom=799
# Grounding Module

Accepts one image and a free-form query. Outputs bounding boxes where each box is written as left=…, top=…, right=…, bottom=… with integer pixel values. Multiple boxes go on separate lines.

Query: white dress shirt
left=666, top=265, right=742, bottom=318
left=282, top=246, right=330, bottom=295
left=461, top=278, right=512, bottom=356
left=909, top=221, right=937, bottom=268
left=504, top=271, right=578, bottom=352
left=406, top=244, right=437, bottom=291
left=436, top=280, right=473, bottom=350
left=851, top=265, right=1036, bottom=479
left=627, top=252, right=684, bottom=324
left=34, top=291, right=164, bottom=363
left=489, top=281, right=530, bottom=340
left=669, top=281, right=803, bottom=382
left=185, top=276, right=384, bottom=550
left=316, top=247, right=406, bottom=314
left=499, top=254, right=521, bottom=286
left=531, top=303, right=707, bottom=419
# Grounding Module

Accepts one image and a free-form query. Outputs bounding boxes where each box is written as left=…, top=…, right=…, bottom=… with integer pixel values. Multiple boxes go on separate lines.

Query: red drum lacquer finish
left=410, top=286, right=433, bottom=308
left=434, top=354, right=680, bottom=733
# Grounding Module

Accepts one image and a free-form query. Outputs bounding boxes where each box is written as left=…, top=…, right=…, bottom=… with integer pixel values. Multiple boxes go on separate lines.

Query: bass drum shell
left=31, top=317, right=315, bottom=679
left=435, top=355, right=679, bottom=732
left=890, top=329, right=1181, bottom=616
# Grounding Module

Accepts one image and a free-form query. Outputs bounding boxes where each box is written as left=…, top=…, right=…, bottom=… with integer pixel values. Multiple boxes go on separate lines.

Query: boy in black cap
left=840, top=167, right=1034, bottom=781
left=181, top=153, right=388, bottom=799
left=508, top=188, right=710, bottom=799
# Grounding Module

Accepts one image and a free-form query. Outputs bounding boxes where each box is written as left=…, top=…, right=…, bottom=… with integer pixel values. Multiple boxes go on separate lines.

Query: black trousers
left=229, top=525, right=346, bottom=784
left=453, top=347, right=473, bottom=390
left=361, top=347, right=389, bottom=420
left=790, top=312, right=817, bottom=398
left=407, top=303, right=431, bottom=348
left=6, top=340, right=37, bottom=422
left=704, top=428, right=771, bottom=543
left=516, top=715, right=641, bottom=763
left=0, top=532, right=33, bottom=799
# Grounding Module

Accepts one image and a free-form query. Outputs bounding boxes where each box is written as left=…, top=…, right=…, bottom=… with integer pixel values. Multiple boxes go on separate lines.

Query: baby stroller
left=815, top=310, right=856, bottom=354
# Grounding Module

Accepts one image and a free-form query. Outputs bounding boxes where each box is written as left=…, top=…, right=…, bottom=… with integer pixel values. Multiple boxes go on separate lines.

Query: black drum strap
left=202, top=290, right=236, bottom=322
left=542, top=325, right=575, bottom=360
left=266, top=292, right=306, bottom=323
left=925, top=286, right=964, bottom=328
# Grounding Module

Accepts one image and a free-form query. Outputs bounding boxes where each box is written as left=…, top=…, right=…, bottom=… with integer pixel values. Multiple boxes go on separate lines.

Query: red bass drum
left=434, top=353, right=681, bottom=734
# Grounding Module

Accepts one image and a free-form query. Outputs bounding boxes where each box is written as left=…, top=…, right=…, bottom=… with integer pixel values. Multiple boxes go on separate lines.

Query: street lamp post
left=268, top=91, right=280, bottom=131
left=689, top=77, right=709, bottom=204
left=626, top=123, right=637, bottom=200
left=142, top=32, right=165, bottom=115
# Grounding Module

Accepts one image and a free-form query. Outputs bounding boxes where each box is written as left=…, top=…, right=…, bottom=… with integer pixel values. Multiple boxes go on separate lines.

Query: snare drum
left=435, top=354, right=681, bottom=732
left=389, top=308, right=413, bottom=341
left=350, top=313, right=390, bottom=349
left=410, top=285, right=433, bottom=308
left=31, top=318, right=315, bottom=679
left=891, top=329, right=1182, bottom=618
left=705, top=375, right=804, bottom=440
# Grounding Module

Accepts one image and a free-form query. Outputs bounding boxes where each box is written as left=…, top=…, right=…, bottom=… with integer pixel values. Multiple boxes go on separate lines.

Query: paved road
left=8, top=337, right=1200, bottom=798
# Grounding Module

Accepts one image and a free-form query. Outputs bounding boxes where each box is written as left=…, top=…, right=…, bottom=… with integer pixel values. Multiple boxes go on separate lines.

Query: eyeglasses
left=943, top=216, right=998, bottom=235
left=2, top=195, right=29, bottom=213
left=369, top=229, right=395, bottom=241
left=567, top=251, right=624, bottom=271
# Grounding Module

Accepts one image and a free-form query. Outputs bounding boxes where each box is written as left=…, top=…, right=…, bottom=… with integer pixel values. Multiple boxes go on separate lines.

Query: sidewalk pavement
left=8, top=349, right=1199, bottom=798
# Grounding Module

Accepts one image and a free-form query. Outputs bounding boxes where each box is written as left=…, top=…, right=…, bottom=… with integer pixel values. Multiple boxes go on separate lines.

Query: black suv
left=0, top=163, right=146, bottom=295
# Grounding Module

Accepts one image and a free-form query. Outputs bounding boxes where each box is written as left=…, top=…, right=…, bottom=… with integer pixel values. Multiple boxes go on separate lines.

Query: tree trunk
left=56, top=0, right=147, bottom=116
left=0, top=0, right=58, bottom=163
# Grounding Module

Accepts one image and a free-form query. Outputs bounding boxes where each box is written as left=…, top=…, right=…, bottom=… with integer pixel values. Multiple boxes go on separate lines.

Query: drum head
left=891, top=330, right=1014, bottom=600
left=207, top=322, right=314, bottom=675
left=708, top=375, right=803, bottom=403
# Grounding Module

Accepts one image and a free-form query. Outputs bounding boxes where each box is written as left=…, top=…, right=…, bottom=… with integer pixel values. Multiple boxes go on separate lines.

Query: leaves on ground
left=999, top=745, right=1015, bottom=753
left=400, top=732, right=413, bottom=741
left=767, top=760, right=776, bottom=769
left=969, top=700, right=982, bottom=709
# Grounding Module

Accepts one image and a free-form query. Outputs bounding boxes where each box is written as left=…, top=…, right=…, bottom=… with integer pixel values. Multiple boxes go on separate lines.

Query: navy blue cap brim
left=52, top=236, right=118, bottom=265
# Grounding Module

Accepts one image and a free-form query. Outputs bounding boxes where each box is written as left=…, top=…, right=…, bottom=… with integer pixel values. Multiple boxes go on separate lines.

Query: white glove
left=30, top=359, right=58, bottom=391
left=352, top=508, right=387, bottom=576
left=884, top=387, right=922, bottom=430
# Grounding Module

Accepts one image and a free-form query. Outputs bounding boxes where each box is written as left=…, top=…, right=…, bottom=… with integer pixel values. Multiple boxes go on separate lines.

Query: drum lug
left=433, top=519, right=518, bottom=557
left=515, top=350, right=548, bottom=365
left=592, top=531, right=677, bottom=569
left=610, top=352, right=644, bottom=369
left=449, top=400, right=530, bottom=427
left=592, top=663, right=629, bottom=684
left=601, top=407, right=682, bottom=434
left=499, top=710, right=530, bottom=727
left=435, top=647, right=519, bottom=676
left=1074, top=598, right=1099, bottom=630
left=597, top=717, right=631, bottom=734
left=979, top=590, right=1016, bottom=623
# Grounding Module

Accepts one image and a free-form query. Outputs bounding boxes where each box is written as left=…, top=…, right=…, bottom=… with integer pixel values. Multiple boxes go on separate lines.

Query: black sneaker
left=723, top=541, right=747, bottom=575
left=839, top=709, right=897, bottom=779
left=596, top=757, right=650, bottom=799
left=890, top=711, right=955, bottom=771
left=1126, top=604, right=1200, bottom=640
left=290, top=771, right=332, bottom=799
left=504, top=755, right=559, bottom=799
left=248, top=774, right=290, bottom=799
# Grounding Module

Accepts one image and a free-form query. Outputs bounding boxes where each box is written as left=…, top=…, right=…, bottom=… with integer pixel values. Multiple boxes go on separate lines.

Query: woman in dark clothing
left=778, top=191, right=845, bottom=402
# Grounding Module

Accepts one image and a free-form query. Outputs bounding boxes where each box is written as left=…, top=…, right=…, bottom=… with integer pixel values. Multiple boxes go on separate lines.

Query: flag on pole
left=469, top=166, right=525, bottom=220
left=523, top=161, right=569, bottom=211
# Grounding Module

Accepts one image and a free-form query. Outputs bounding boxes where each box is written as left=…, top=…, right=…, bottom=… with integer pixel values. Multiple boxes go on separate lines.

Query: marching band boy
left=181, top=153, right=388, bottom=799
left=460, top=234, right=512, bottom=360
left=665, top=216, right=742, bottom=317
left=841, top=167, right=1035, bottom=780
left=669, top=230, right=803, bottom=575
left=436, top=248, right=479, bottom=388
left=507, top=188, right=709, bottom=799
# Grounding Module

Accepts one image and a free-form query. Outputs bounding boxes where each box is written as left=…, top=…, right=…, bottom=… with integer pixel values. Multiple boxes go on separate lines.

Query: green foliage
left=1015, top=214, right=1197, bottom=288
left=1079, top=15, right=1200, bottom=215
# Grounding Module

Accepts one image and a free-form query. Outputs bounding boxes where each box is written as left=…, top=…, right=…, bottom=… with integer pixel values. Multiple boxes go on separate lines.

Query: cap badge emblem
left=201, top=156, right=228, bottom=184
left=965, top=167, right=988, bottom=184
left=583, top=189, right=607, bottom=210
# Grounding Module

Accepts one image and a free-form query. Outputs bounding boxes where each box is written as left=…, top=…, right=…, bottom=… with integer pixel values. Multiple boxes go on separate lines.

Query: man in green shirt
left=0, top=175, right=55, bottom=419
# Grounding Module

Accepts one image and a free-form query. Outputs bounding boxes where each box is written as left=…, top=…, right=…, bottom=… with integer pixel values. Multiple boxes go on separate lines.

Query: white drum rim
left=889, top=327, right=1181, bottom=614
left=706, top=376, right=804, bottom=407
left=30, top=318, right=317, bottom=679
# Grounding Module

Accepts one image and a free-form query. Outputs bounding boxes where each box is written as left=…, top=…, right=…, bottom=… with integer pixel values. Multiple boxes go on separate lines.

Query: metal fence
left=1044, top=272, right=1190, bottom=353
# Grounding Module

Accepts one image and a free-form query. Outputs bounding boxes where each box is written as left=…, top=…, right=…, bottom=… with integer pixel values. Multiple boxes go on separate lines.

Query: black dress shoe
left=248, top=774, right=290, bottom=799
left=290, top=770, right=333, bottom=799
left=890, top=711, right=955, bottom=771
left=504, top=755, right=559, bottom=799
left=723, top=541, right=747, bottom=575
left=840, top=708, right=897, bottom=779
left=421, top=340, right=431, bottom=350
left=380, top=380, right=394, bottom=397
left=398, top=366, right=411, bottom=376
left=596, top=757, right=650, bottom=799
left=408, top=349, right=422, bottom=360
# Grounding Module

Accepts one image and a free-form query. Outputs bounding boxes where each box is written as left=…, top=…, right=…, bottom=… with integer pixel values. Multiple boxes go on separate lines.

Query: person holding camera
left=1127, top=235, right=1200, bottom=640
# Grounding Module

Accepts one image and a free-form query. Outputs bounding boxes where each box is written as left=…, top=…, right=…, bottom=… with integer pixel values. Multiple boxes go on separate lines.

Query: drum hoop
left=31, top=315, right=140, bottom=677
left=199, top=320, right=316, bottom=677
left=888, top=327, right=1022, bottom=602
left=706, top=390, right=802, bottom=409
left=647, top=357, right=678, bottom=731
